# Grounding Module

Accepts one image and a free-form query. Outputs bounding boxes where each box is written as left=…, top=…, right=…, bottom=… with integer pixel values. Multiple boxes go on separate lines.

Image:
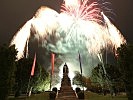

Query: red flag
left=31, top=53, right=36, bottom=76
left=51, top=53, right=55, bottom=75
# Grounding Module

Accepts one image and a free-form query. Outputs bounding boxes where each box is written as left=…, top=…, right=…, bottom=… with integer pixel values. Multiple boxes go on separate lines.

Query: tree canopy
left=117, top=43, right=133, bottom=100
left=0, top=44, right=17, bottom=99
left=15, top=56, right=49, bottom=96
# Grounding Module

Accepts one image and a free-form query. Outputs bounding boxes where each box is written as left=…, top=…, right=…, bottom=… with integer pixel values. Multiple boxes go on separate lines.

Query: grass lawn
left=8, top=92, right=49, bottom=100
left=85, top=91, right=128, bottom=100
left=8, top=91, right=128, bottom=100
left=26, top=92, right=49, bottom=100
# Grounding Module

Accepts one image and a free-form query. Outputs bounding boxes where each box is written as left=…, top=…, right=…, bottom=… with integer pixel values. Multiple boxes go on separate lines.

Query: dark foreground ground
left=8, top=91, right=128, bottom=100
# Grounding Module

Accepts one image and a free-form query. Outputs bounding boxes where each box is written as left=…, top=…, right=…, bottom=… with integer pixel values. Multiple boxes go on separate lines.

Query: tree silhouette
left=117, top=43, right=133, bottom=100
left=0, top=44, right=17, bottom=99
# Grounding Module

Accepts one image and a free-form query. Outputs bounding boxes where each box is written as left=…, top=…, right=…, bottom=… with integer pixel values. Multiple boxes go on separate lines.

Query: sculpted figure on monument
left=63, top=63, right=69, bottom=74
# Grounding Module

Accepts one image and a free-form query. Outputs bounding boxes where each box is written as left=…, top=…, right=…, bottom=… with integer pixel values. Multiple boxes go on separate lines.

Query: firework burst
left=61, top=0, right=103, bottom=23
left=10, top=0, right=126, bottom=76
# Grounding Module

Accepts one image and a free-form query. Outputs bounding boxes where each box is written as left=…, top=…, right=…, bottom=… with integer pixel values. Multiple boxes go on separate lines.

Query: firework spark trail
left=10, top=7, right=59, bottom=59
left=59, top=0, right=126, bottom=54
left=10, top=0, right=126, bottom=76
left=102, top=12, right=126, bottom=50
left=10, top=19, right=32, bottom=59
left=31, top=7, right=59, bottom=39
left=61, top=0, right=103, bottom=23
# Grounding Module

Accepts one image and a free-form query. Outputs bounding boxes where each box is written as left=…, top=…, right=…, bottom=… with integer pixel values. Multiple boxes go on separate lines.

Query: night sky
left=0, top=0, right=133, bottom=45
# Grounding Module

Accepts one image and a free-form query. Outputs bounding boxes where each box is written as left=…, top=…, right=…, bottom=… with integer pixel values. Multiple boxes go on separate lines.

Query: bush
left=75, top=87, right=84, bottom=99
left=52, top=87, right=58, bottom=93
left=77, top=91, right=84, bottom=99
left=49, top=91, right=56, bottom=100
left=75, top=87, right=81, bottom=93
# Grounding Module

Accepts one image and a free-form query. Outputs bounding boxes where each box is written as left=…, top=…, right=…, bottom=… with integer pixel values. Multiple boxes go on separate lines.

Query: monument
left=56, top=63, right=78, bottom=100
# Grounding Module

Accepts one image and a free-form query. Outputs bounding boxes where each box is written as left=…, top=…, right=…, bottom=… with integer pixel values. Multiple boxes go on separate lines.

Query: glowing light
left=64, top=0, right=81, bottom=7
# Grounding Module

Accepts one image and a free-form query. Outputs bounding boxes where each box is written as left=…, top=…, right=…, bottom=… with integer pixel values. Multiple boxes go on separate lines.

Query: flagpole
left=50, top=69, right=52, bottom=91
left=50, top=54, right=52, bottom=91
left=26, top=76, right=31, bottom=96
left=78, top=51, right=84, bottom=93
left=78, top=51, right=82, bottom=76
left=26, top=53, right=36, bottom=96
left=50, top=53, right=55, bottom=91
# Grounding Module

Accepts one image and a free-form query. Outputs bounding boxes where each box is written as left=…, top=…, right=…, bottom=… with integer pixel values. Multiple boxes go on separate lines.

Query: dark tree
left=0, top=44, right=17, bottom=99
left=73, top=71, right=91, bottom=88
left=15, top=56, right=49, bottom=95
left=117, top=43, right=133, bottom=100
left=91, top=63, right=124, bottom=95
left=15, top=57, right=33, bottom=96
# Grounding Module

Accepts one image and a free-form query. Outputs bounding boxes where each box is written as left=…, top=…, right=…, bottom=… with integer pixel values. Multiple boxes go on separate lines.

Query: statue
left=63, top=63, right=69, bottom=74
